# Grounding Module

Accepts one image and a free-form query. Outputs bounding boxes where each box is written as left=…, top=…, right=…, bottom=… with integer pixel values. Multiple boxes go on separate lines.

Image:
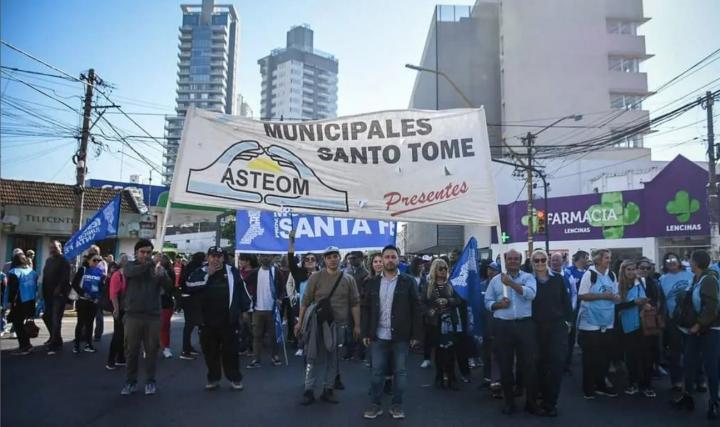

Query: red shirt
left=109, top=270, right=126, bottom=300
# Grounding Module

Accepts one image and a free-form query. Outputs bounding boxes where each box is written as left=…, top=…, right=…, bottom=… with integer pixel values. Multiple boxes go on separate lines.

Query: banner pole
left=493, top=206, right=509, bottom=298
left=158, top=194, right=172, bottom=250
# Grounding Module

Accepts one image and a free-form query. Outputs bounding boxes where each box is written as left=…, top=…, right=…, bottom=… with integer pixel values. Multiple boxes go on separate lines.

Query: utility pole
left=72, top=68, right=95, bottom=232
left=524, top=132, right=536, bottom=255
left=702, top=91, right=719, bottom=260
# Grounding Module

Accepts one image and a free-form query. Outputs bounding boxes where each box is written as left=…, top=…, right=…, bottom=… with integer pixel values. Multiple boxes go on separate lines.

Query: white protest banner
left=169, top=107, right=499, bottom=225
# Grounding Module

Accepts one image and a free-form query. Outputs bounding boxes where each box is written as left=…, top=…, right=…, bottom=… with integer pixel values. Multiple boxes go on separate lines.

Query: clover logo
left=666, top=190, right=699, bottom=223
left=587, top=192, right=640, bottom=239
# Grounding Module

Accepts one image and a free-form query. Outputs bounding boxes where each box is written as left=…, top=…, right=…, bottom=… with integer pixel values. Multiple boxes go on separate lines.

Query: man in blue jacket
left=187, top=246, right=252, bottom=391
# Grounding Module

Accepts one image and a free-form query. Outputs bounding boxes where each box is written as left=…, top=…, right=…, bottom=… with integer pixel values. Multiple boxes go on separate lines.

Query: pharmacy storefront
left=494, top=155, right=710, bottom=262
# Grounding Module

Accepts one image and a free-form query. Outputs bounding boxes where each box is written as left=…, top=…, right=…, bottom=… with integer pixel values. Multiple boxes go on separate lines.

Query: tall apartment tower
left=163, top=0, right=239, bottom=185
left=258, top=25, right=338, bottom=121
left=407, top=0, right=653, bottom=253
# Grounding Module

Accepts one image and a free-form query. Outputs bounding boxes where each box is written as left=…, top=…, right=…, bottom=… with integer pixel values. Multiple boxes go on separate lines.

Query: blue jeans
left=370, top=340, right=408, bottom=405
left=684, top=329, right=720, bottom=404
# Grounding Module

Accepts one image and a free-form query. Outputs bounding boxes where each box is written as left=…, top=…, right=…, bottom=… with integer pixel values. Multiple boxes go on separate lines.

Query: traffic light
left=536, top=210, right=546, bottom=234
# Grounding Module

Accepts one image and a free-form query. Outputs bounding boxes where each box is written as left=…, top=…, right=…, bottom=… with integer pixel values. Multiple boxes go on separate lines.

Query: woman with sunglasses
left=70, top=253, right=106, bottom=354
left=530, top=250, right=572, bottom=417
left=287, top=230, right=319, bottom=356
left=616, top=260, right=656, bottom=398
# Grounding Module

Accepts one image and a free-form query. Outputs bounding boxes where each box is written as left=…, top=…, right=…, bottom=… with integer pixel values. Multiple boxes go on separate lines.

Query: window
left=183, top=14, right=199, bottom=26
left=608, top=56, right=639, bottom=73
left=610, top=93, right=643, bottom=110
left=612, top=133, right=644, bottom=148
left=212, top=14, right=228, bottom=25
left=607, top=19, right=637, bottom=35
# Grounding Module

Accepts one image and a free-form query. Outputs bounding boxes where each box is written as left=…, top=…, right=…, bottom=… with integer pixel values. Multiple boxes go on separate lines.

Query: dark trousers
left=536, top=320, right=568, bottom=409
left=423, top=324, right=434, bottom=360
left=108, top=311, right=126, bottom=365
left=622, top=329, right=653, bottom=389
left=11, top=300, right=35, bottom=349
left=578, top=329, right=613, bottom=395
left=565, top=308, right=579, bottom=368
left=684, top=329, right=720, bottom=404
left=455, top=334, right=473, bottom=377
left=75, top=299, right=97, bottom=346
left=494, top=318, right=538, bottom=407
left=181, top=297, right=201, bottom=353
left=435, top=345, right=458, bottom=385
left=200, top=324, right=241, bottom=382
left=42, top=295, right=65, bottom=349
left=481, top=335, right=494, bottom=380
left=663, top=318, right=684, bottom=385
left=94, top=304, right=104, bottom=338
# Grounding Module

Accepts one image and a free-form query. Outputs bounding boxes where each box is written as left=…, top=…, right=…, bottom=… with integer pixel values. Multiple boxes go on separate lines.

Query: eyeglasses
left=437, top=266, right=448, bottom=271
left=638, top=266, right=651, bottom=271
left=305, top=257, right=316, bottom=262
left=91, top=258, right=102, bottom=263
left=532, top=258, right=547, bottom=264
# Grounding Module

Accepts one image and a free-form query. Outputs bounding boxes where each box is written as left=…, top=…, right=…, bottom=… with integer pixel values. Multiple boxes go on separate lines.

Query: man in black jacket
left=42, top=240, right=71, bottom=355
left=187, top=246, right=252, bottom=390
left=361, top=245, right=423, bottom=420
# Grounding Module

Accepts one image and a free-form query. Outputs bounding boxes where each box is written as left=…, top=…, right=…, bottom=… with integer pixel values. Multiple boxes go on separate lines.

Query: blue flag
left=235, top=210, right=395, bottom=253
left=449, top=237, right=483, bottom=336
left=63, top=194, right=121, bottom=261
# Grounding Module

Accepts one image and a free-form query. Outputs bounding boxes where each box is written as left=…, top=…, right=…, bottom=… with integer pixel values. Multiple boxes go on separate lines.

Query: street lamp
left=405, top=64, right=475, bottom=109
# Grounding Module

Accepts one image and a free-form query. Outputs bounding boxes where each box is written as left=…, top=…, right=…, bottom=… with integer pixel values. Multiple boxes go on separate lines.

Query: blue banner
left=235, top=210, right=396, bottom=253
left=63, top=194, right=121, bottom=260
left=449, top=237, right=483, bottom=336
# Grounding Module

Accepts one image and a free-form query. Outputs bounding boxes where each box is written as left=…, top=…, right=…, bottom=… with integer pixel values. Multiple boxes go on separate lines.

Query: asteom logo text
left=186, top=140, right=349, bottom=212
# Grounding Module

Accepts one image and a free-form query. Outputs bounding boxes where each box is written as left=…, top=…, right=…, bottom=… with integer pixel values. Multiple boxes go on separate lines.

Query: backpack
left=673, top=276, right=704, bottom=328
left=590, top=269, right=615, bottom=285
left=315, top=273, right=344, bottom=327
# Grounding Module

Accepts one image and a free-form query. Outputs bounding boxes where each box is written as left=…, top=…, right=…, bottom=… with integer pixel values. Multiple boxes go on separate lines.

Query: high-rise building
left=163, top=0, right=239, bottom=185
left=258, top=25, right=338, bottom=121
left=407, top=0, right=654, bottom=253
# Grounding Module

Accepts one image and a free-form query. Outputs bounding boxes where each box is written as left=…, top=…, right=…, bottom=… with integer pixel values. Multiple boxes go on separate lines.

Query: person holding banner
left=296, top=246, right=360, bottom=406
left=245, top=254, right=285, bottom=369
left=7, top=252, right=39, bottom=355
left=120, top=239, right=173, bottom=396
left=530, top=250, right=573, bottom=417
left=362, top=245, right=422, bottom=420
left=70, top=253, right=106, bottom=354
left=483, top=249, right=540, bottom=416
left=186, top=246, right=251, bottom=391
left=41, top=240, right=71, bottom=355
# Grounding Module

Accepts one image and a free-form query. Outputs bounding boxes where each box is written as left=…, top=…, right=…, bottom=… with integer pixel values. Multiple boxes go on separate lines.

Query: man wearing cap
left=244, top=253, right=285, bottom=368
left=186, top=246, right=252, bottom=390
left=295, top=245, right=360, bottom=405
left=120, top=239, right=174, bottom=396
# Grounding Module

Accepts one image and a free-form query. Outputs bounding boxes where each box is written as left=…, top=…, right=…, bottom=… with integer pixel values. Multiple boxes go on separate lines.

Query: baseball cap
left=323, top=246, right=340, bottom=256
left=12, top=248, right=24, bottom=256
left=488, top=261, right=501, bottom=271
left=421, top=255, right=432, bottom=262
left=207, top=246, right=226, bottom=256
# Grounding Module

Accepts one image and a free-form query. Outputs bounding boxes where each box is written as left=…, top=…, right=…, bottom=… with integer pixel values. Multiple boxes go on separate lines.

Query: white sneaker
left=162, top=348, right=173, bottom=359
left=420, top=359, right=431, bottom=369
left=295, top=349, right=304, bottom=357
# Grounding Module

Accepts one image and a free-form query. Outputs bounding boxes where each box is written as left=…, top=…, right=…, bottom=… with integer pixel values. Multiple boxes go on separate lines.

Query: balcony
left=605, top=0, right=646, bottom=21
left=608, top=71, right=650, bottom=95
left=606, top=34, right=651, bottom=58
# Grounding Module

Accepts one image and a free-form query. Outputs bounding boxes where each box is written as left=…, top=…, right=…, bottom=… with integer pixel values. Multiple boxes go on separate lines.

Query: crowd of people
left=1, top=238, right=719, bottom=420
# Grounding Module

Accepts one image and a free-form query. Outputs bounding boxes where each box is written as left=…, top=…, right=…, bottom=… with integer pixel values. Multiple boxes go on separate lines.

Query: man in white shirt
left=245, top=254, right=284, bottom=368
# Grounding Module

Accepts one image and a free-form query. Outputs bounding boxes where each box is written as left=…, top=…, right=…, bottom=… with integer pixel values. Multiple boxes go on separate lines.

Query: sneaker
left=105, top=364, right=118, bottom=371
left=179, top=352, right=196, bottom=360
left=320, top=388, right=339, bottom=404
left=334, top=375, right=345, bottom=391
left=389, top=404, right=405, bottom=419
left=47, top=349, right=57, bottom=356
left=205, top=381, right=220, bottom=391
left=189, top=347, right=200, bottom=356
left=246, top=360, right=261, bottom=369
left=84, top=345, right=97, bottom=353
left=13, top=346, right=32, bottom=356
left=162, top=348, right=173, bottom=359
left=271, top=356, right=282, bottom=366
left=300, top=390, right=315, bottom=406
left=420, top=359, right=431, bottom=369
left=642, top=388, right=656, bottom=398
left=120, top=382, right=137, bottom=396
left=595, top=386, right=618, bottom=398
left=295, top=349, right=304, bottom=357
left=144, top=382, right=157, bottom=395
left=363, top=404, right=384, bottom=419
left=73, top=344, right=80, bottom=354
left=116, top=361, right=127, bottom=367
left=624, top=385, right=639, bottom=396
left=230, top=381, right=244, bottom=391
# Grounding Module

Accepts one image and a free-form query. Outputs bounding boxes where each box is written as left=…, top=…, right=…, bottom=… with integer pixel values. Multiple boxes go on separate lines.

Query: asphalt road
left=0, top=314, right=710, bottom=427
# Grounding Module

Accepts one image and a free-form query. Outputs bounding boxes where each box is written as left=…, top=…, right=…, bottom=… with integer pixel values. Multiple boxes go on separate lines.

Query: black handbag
left=673, top=281, right=699, bottom=329
left=315, top=273, right=344, bottom=327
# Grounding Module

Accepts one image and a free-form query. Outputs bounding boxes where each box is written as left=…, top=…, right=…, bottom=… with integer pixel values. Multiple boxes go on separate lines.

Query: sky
left=0, top=0, right=718, bottom=187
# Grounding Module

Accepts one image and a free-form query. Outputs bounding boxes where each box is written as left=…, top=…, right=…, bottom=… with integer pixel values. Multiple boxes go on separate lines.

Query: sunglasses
left=305, top=257, right=316, bottom=262
left=91, top=258, right=102, bottom=263
left=437, top=266, right=448, bottom=271
left=532, top=258, right=547, bottom=264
